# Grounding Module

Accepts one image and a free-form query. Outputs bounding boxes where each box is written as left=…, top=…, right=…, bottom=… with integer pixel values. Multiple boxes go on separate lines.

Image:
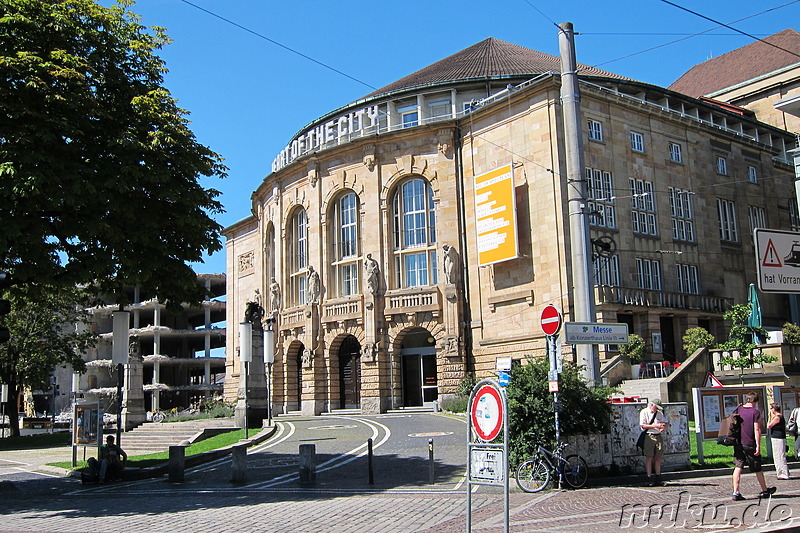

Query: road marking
left=408, top=432, right=454, bottom=437
left=306, top=424, right=358, bottom=431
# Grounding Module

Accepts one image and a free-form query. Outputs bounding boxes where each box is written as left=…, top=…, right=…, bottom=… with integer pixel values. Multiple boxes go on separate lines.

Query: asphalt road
left=5, top=413, right=800, bottom=532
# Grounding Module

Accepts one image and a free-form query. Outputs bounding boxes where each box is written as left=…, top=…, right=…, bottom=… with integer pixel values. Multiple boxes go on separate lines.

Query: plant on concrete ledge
left=682, top=327, right=715, bottom=358
left=783, top=323, right=800, bottom=344
left=716, top=304, right=775, bottom=369
left=620, top=333, right=647, bottom=364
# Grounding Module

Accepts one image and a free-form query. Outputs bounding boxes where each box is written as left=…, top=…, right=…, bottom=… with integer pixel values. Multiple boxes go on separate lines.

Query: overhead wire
left=177, top=0, right=377, bottom=91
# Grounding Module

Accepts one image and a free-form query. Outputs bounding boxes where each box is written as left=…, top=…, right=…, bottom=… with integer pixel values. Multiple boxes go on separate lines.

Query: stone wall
left=565, top=402, right=690, bottom=475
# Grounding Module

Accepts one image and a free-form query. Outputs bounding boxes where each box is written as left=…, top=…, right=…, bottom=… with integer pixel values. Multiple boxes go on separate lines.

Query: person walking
left=639, top=398, right=669, bottom=486
left=732, top=392, right=776, bottom=501
left=768, top=402, right=790, bottom=480
left=788, top=405, right=800, bottom=458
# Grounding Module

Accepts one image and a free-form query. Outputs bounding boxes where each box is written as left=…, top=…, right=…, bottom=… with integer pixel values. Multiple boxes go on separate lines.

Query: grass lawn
left=689, top=421, right=795, bottom=469
left=49, top=428, right=252, bottom=471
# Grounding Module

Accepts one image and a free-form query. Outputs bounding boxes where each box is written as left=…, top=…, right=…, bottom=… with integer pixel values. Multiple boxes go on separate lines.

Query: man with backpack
left=787, top=405, right=800, bottom=458
left=731, top=392, right=776, bottom=501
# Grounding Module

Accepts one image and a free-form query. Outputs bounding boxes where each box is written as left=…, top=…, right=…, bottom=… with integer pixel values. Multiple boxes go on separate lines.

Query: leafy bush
left=506, top=357, right=614, bottom=467
left=456, top=373, right=478, bottom=398
left=716, top=304, right=775, bottom=368
left=783, top=323, right=800, bottom=344
left=682, top=327, right=715, bottom=358
left=620, top=333, right=647, bottom=364
left=440, top=396, right=469, bottom=413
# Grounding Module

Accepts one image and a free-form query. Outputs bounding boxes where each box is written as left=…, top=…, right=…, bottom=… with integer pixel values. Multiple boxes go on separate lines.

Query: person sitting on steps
left=98, top=435, right=127, bottom=483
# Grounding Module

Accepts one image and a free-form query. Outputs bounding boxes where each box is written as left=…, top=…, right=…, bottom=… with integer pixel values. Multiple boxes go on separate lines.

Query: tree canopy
left=0, top=0, right=226, bottom=308
left=0, top=284, right=96, bottom=436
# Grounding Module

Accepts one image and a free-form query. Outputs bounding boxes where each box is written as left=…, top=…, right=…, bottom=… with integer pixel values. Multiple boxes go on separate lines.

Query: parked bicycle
left=515, top=434, right=588, bottom=492
left=149, top=409, right=167, bottom=423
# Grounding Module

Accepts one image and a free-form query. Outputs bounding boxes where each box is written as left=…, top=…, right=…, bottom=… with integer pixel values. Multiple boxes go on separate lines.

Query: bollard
left=231, top=442, right=248, bottom=483
left=428, top=438, right=435, bottom=484
left=368, top=438, right=374, bottom=485
left=168, top=445, right=185, bottom=483
left=299, top=443, right=316, bottom=485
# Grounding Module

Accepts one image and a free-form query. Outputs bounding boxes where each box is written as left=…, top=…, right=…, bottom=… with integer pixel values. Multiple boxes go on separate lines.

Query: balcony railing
left=594, top=285, right=730, bottom=313
left=384, top=287, right=442, bottom=320
left=322, top=296, right=363, bottom=324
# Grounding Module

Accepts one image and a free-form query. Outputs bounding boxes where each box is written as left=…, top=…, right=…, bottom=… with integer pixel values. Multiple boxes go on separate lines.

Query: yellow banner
left=474, top=164, right=518, bottom=266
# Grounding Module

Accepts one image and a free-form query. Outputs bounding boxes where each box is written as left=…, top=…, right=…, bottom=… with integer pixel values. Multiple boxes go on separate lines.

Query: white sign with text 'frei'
left=754, top=228, right=800, bottom=293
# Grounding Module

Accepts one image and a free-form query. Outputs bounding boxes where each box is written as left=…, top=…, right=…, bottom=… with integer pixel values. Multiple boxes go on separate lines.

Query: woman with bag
left=768, top=402, right=790, bottom=480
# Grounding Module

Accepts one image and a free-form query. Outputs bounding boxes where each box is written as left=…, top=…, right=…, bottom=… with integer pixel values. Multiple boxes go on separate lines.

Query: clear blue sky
left=126, top=0, right=800, bottom=274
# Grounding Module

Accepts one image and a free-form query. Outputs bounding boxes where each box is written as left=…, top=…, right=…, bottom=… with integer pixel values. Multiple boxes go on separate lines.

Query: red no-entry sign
left=471, top=384, right=504, bottom=442
left=540, top=305, right=562, bottom=336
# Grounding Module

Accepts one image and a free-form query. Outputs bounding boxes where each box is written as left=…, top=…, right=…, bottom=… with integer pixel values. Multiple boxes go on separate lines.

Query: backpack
left=788, top=408, right=800, bottom=437
left=717, top=408, right=742, bottom=446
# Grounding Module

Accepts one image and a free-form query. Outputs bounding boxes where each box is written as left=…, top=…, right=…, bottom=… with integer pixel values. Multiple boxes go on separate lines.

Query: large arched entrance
left=286, top=342, right=304, bottom=412
left=338, top=335, right=361, bottom=409
left=400, top=328, right=438, bottom=408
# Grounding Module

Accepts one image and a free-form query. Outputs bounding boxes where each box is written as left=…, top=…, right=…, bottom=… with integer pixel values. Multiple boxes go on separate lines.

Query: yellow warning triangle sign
left=705, top=372, right=724, bottom=388
left=763, top=239, right=782, bottom=267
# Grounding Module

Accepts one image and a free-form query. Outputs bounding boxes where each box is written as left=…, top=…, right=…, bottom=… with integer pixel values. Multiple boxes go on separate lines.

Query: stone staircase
left=118, top=417, right=238, bottom=455
left=614, top=377, right=665, bottom=403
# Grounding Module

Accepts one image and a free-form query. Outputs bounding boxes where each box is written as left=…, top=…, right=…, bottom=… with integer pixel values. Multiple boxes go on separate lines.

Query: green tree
left=682, top=327, right=715, bottom=358
left=620, top=333, right=646, bottom=364
left=506, top=358, right=614, bottom=466
left=0, top=285, right=97, bottom=436
left=0, top=0, right=226, bottom=309
left=716, top=304, right=774, bottom=371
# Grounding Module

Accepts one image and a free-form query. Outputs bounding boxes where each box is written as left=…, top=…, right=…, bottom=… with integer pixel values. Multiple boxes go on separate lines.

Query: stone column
left=301, top=303, right=325, bottom=416
left=121, top=339, right=146, bottom=431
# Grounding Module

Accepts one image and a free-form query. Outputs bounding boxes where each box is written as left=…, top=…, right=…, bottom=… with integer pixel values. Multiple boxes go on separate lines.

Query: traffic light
left=0, top=272, right=10, bottom=344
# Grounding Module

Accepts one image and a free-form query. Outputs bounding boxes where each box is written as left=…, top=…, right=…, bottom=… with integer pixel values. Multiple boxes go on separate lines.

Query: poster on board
left=723, top=394, right=741, bottom=416
left=703, top=395, right=721, bottom=433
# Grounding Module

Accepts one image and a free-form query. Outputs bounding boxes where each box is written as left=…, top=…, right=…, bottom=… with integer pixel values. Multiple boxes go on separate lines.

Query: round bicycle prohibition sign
left=471, top=384, right=504, bottom=442
left=540, top=304, right=562, bottom=336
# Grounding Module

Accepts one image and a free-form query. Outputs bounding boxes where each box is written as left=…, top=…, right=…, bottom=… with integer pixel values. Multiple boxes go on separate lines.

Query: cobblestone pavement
left=3, top=414, right=800, bottom=532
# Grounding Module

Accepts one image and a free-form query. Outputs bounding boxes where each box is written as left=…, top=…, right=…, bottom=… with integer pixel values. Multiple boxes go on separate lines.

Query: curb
left=67, top=425, right=277, bottom=482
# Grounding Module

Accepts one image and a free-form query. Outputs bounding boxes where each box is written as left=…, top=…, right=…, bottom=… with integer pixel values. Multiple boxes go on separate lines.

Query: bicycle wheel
left=561, top=454, right=588, bottom=489
left=516, top=459, right=550, bottom=493
left=152, top=411, right=165, bottom=423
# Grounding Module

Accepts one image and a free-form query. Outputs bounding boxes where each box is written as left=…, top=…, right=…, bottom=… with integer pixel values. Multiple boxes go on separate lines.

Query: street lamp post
left=1, top=383, right=7, bottom=438
left=264, top=317, right=275, bottom=427
left=239, top=321, right=253, bottom=439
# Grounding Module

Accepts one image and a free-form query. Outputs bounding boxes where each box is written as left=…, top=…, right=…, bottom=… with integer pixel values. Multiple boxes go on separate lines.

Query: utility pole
left=559, top=22, right=599, bottom=384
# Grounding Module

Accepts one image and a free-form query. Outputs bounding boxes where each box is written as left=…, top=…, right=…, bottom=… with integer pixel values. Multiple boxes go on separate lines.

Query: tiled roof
left=363, top=37, right=628, bottom=99
left=669, top=29, right=800, bottom=98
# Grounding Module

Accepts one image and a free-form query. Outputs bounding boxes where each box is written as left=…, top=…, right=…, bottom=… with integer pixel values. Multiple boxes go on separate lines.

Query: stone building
left=224, top=37, right=797, bottom=416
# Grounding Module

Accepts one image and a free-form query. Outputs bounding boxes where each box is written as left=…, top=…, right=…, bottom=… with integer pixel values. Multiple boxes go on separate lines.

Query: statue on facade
left=269, top=278, right=281, bottom=314
left=302, top=348, right=313, bottom=368
left=364, top=253, right=379, bottom=294
left=442, top=244, right=460, bottom=285
left=307, top=265, right=321, bottom=304
left=361, top=342, right=376, bottom=362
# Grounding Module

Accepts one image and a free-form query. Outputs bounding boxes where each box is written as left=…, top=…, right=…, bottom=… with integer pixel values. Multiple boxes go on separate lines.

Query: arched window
left=392, top=178, right=437, bottom=288
left=265, top=223, right=275, bottom=282
left=330, top=192, right=360, bottom=297
left=288, top=208, right=308, bottom=306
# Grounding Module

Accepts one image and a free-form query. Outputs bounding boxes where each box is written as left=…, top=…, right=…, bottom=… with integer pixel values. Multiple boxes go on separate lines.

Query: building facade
left=224, top=38, right=796, bottom=416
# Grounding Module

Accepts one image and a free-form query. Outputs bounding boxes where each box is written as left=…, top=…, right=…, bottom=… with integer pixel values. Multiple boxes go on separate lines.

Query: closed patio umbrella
left=747, top=283, right=764, bottom=344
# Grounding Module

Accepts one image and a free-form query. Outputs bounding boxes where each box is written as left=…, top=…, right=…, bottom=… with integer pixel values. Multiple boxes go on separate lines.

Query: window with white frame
left=330, top=191, right=360, bottom=297
left=717, top=198, right=739, bottom=242
left=587, top=119, right=603, bottom=141
left=790, top=199, right=800, bottom=231
left=636, top=258, right=662, bottom=290
left=392, top=178, right=437, bottom=288
left=288, top=208, right=309, bottom=306
left=716, top=156, right=728, bottom=175
left=748, top=165, right=758, bottom=184
left=398, top=104, right=419, bottom=128
left=668, top=187, right=695, bottom=242
left=586, top=168, right=616, bottom=228
left=676, top=264, right=699, bottom=294
left=594, top=254, right=620, bottom=286
left=630, top=178, right=656, bottom=235
left=748, top=205, right=767, bottom=233
left=630, top=132, right=645, bottom=152
left=428, top=99, right=451, bottom=119
left=669, top=142, right=683, bottom=163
